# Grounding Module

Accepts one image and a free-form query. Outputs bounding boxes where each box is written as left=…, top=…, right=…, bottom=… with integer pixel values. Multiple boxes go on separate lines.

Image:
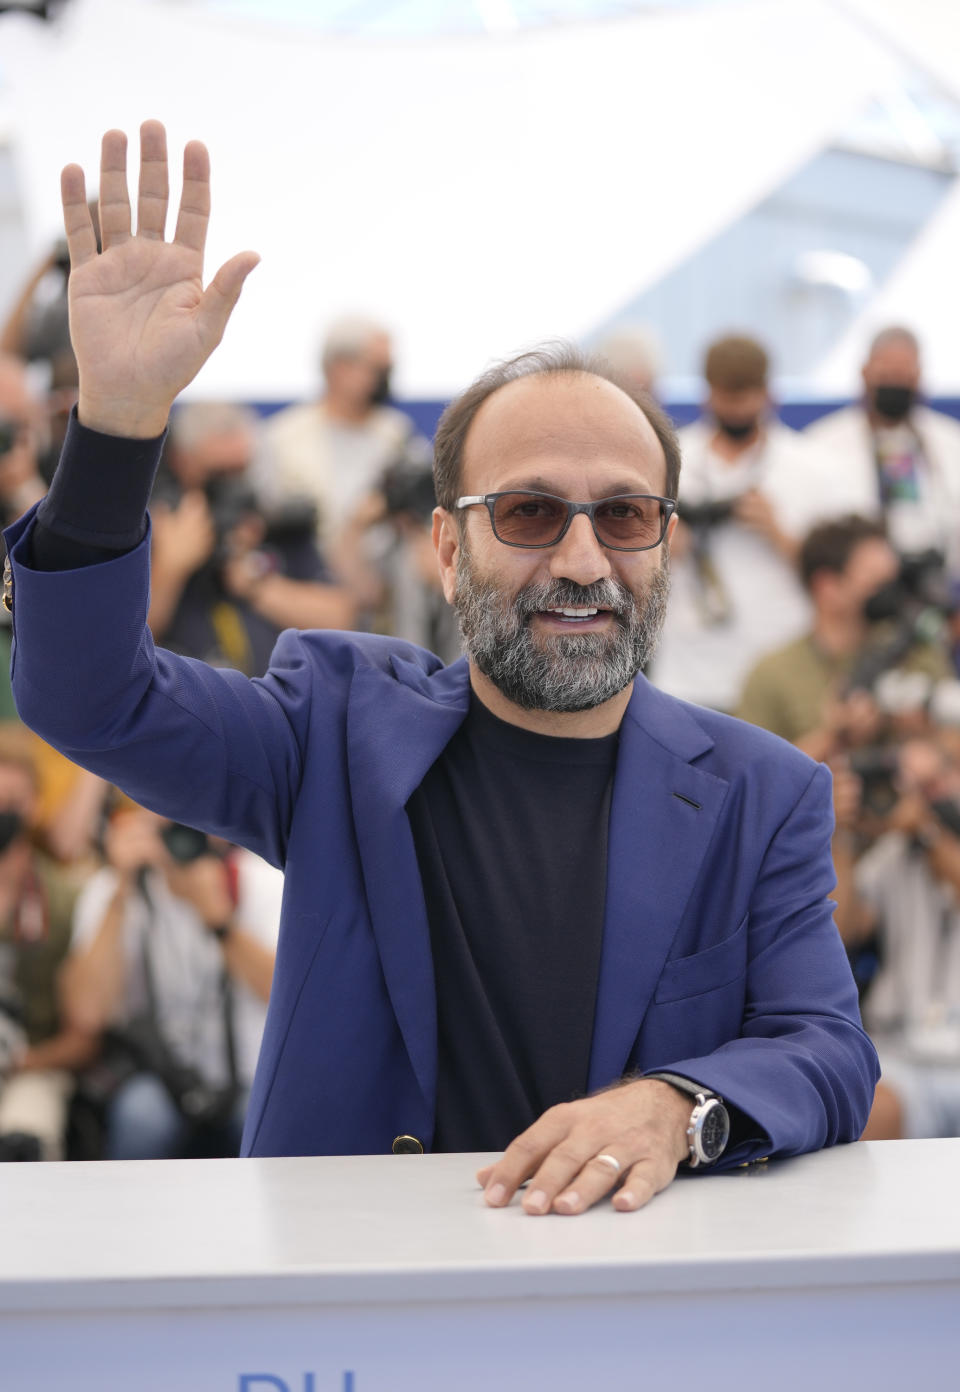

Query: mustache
left=510, top=577, right=635, bottom=619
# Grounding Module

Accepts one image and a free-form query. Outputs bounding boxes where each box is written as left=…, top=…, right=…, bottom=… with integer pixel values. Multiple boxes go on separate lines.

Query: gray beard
left=454, top=548, right=670, bottom=713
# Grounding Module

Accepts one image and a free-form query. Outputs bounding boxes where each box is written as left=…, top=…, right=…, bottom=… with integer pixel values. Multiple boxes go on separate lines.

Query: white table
left=3, top=1140, right=959, bottom=1392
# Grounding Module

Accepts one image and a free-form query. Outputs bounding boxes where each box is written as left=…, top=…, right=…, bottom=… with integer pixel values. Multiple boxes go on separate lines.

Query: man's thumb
left=197, top=251, right=260, bottom=346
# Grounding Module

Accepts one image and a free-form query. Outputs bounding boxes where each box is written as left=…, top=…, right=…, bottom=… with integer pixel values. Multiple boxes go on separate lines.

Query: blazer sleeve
left=4, top=506, right=314, bottom=869
left=654, top=762, right=880, bottom=1167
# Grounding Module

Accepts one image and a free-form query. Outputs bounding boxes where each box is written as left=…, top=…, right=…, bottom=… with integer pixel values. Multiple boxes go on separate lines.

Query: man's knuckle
left=544, top=1101, right=576, bottom=1124
left=508, top=1134, right=541, bottom=1162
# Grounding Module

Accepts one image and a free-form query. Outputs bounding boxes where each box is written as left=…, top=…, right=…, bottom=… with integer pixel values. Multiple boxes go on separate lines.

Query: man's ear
left=433, top=507, right=459, bottom=606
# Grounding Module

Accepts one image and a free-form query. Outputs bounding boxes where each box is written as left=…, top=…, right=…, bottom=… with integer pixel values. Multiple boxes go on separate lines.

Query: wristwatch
left=646, top=1071, right=731, bottom=1168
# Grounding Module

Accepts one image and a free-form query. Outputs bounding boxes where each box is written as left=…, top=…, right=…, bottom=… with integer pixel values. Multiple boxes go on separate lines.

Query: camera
left=848, top=551, right=957, bottom=694
left=0, top=811, right=24, bottom=856
left=678, top=497, right=742, bottom=531
left=160, top=822, right=212, bottom=864
left=0, top=419, right=19, bottom=459
left=198, top=477, right=318, bottom=575
left=0, top=1131, right=42, bottom=1162
left=260, top=496, right=318, bottom=548
left=849, top=746, right=901, bottom=816
left=379, top=458, right=437, bottom=523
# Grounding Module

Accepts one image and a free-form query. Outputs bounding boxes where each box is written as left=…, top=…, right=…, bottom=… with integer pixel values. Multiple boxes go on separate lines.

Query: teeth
left=548, top=607, right=599, bottom=618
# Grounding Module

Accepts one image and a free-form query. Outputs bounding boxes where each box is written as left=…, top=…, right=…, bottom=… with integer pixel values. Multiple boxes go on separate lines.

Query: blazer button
left=392, top=1135, right=424, bottom=1154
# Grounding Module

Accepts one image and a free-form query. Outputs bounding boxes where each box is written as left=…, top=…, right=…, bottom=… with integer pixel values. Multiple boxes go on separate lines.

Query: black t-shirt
left=407, top=695, right=617, bottom=1152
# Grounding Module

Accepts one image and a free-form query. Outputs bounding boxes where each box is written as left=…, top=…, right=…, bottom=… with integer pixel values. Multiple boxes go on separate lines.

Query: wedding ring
left=593, top=1153, right=622, bottom=1175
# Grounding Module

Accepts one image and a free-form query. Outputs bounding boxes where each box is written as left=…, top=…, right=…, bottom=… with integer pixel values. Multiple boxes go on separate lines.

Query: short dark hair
left=432, top=342, right=681, bottom=512
left=703, top=335, right=769, bottom=392
left=799, top=515, right=888, bottom=591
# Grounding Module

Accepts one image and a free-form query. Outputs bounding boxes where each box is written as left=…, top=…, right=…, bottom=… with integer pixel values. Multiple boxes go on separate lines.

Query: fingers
left=137, top=119, right=169, bottom=241
left=524, top=1141, right=623, bottom=1216
left=98, top=128, right=132, bottom=250
left=481, top=1107, right=570, bottom=1208
left=195, top=250, right=261, bottom=348
left=174, top=139, right=211, bottom=256
left=60, top=164, right=98, bottom=269
left=612, top=1159, right=666, bottom=1213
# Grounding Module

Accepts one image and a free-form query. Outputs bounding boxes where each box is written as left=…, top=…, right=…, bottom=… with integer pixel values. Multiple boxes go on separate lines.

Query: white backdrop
left=0, top=0, right=919, bottom=399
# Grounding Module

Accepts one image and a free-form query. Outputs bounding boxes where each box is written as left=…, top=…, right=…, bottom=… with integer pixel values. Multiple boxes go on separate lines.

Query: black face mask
left=715, top=417, right=758, bottom=442
left=872, top=384, right=915, bottom=423
left=368, top=367, right=393, bottom=407
left=0, top=810, right=24, bottom=856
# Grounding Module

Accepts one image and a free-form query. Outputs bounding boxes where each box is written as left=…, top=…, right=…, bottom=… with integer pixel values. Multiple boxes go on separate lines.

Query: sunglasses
left=455, top=491, right=676, bottom=552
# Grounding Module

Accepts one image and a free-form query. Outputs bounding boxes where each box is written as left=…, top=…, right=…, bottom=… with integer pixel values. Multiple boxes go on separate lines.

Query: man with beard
left=255, top=315, right=424, bottom=552
left=804, top=326, right=960, bottom=577
left=4, top=123, right=877, bottom=1213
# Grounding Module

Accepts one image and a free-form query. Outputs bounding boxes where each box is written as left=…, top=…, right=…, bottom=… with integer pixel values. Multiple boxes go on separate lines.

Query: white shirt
left=256, top=401, right=415, bottom=545
left=651, top=418, right=863, bottom=711
left=803, top=403, right=960, bottom=570
left=71, top=850, right=282, bottom=1090
left=855, top=832, right=960, bottom=1059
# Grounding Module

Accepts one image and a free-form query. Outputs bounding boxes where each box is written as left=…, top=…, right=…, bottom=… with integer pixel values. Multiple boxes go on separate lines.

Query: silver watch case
left=686, top=1092, right=731, bottom=1167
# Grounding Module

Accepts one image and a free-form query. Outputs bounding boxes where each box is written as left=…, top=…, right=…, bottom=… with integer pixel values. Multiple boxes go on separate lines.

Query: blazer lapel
left=588, top=678, right=730, bottom=1091
left=347, top=656, right=470, bottom=1117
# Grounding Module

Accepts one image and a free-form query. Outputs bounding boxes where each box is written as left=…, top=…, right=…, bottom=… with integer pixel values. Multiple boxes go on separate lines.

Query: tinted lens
left=491, top=493, right=569, bottom=545
left=593, top=497, right=665, bottom=548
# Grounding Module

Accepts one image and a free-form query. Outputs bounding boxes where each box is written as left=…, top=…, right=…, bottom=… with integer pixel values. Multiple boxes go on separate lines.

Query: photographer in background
left=736, top=516, right=952, bottom=757
left=738, top=515, right=960, bottom=1139
left=651, top=334, right=862, bottom=711
left=804, top=327, right=960, bottom=575
left=255, top=316, right=423, bottom=551
left=0, top=353, right=49, bottom=720
left=0, top=214, right=103, bottom=487
left=0, top=211, right=102, bottom=384
left=148, top=401, right=355, bottom=675
left=737, top=516, right=956, bottom=960
left=330, top=444, right=461, bottom=664
left=0, top=729, right=94, bottom=1161
left=61, top=808, right=280, bottom=1159
left=847, top=734, right=960, bottom=1141
left=0, top=355, right=47, bottom=534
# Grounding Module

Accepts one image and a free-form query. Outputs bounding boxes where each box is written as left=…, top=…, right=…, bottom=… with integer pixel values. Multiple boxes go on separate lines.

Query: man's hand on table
left=60, top=120, right=259, bottom=439
left=477, top=1078, right=692, bottom=1216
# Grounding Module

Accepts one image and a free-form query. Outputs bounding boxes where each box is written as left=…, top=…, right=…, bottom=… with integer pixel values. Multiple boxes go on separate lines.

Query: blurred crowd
left=2, top=227, right=960, bottom=1160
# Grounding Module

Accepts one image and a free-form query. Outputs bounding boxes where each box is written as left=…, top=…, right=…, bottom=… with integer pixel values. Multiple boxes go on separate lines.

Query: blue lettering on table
left=238, top=1375, right=355, bottom=1391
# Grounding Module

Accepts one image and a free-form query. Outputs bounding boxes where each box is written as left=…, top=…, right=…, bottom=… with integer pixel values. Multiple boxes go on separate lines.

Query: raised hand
left=61, top=120, right=259, bottom=438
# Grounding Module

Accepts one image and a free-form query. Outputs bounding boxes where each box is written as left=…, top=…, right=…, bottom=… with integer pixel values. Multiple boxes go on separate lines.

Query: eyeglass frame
left=454, top=490, right=677, bottom=552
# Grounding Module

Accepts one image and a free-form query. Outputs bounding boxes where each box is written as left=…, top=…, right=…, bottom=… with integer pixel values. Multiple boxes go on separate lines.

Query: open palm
left=62, top=121, right=259, bottom=437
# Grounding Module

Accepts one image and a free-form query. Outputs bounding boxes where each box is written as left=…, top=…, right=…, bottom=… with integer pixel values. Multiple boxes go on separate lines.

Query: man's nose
left=548, top=512, right=612, bottom=586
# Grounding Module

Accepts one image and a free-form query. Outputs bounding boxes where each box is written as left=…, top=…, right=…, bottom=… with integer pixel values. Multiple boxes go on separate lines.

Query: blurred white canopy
left=808, top=0, right=960, bottom=396
left=1, top=0, right=948, bottom=399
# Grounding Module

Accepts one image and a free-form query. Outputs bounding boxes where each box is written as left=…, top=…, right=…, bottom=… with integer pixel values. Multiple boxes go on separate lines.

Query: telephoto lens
left=160, top=822, right=212, bottom=865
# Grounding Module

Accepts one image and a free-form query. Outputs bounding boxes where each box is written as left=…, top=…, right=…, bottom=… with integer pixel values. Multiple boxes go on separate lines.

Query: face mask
left=0, top=811, right=24, bottom=856
left=715, top=417, right=758, bottom=442
left=872, top=385, right=915, bottom=422
left=368, top=367, right=393, bottom=407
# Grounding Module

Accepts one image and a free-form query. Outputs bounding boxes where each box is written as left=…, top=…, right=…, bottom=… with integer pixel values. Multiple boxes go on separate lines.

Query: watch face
left=699, top=1101, right=731, bottom=1161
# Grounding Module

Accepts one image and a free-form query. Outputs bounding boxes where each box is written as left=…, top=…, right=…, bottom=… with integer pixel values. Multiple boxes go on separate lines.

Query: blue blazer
left=5, top=511, right=879, bottom=1163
